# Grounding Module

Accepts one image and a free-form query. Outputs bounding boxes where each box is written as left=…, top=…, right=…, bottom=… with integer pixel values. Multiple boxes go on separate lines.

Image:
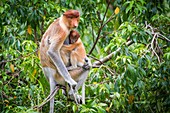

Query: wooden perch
left=91, top=40, right=133, bottom=67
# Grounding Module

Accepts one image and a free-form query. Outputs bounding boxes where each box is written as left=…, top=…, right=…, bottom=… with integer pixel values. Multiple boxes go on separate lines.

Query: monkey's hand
left=69, top=92, right=82, bottom=104
left=66, top=78, right=77, bottom=88
left=47, top=49, right=77, bottom=87
left=83, top=57, right=91, bottom=70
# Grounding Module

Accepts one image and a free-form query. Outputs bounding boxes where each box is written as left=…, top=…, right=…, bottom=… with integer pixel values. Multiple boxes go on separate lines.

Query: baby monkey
left=61, top=30, right=90, bottom=71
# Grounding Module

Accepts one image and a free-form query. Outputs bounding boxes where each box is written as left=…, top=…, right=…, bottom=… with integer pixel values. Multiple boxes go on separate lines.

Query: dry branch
left=89, top=1, right=115, bottom=54
left=145, top=21, right=169, bottom=63
left=33, top=85, right=65, bottom=109
left=91, top=40, right=133, bottom=67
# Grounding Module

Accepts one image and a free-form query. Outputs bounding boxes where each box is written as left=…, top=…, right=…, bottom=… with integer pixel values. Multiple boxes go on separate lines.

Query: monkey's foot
left=69, top=94, right=82, bottom=104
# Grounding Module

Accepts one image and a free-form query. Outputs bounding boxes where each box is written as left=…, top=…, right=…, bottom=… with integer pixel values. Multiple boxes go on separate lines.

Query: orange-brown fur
left=40, top=10, right=84, bottom=85
left=40, top=10, right=89, bottom=110
left=40, top=18, right=66, bottom=69
left=61, top=30, right=86, bottom=67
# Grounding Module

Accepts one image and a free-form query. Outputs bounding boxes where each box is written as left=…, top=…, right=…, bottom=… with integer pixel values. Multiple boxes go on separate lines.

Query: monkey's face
left=63, top=10, right=80, bottom=29
left=66, top=17, right=80, bottom=29
left=70, top=37, right=78, bottom=44
left=69, top=30, right=80, bottom=44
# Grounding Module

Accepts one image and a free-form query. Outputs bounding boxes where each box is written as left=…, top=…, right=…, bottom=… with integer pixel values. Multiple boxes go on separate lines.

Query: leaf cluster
left=0, top=0, right=170, bottom=113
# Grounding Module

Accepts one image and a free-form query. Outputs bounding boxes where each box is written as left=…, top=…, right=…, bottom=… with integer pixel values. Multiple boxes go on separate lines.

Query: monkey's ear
left=63, top=10, right=80, bottom=18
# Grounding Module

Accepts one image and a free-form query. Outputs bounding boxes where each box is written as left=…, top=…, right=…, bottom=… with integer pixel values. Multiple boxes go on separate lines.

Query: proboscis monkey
left=61, top=30, right=90, bottom=70
left=40, top=10, right=91, bottom=113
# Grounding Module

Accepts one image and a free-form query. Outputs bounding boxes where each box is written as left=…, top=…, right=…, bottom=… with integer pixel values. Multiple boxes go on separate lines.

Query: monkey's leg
left=67, top=51, right=78, bottom=71
left=69, top=70, right=89, bottom=104
left=42, top=67, right=57, bottom=113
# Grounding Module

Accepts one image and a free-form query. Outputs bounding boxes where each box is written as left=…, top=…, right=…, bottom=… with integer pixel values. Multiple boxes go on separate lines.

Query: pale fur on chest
left=59, top=16, right=70, bottom=35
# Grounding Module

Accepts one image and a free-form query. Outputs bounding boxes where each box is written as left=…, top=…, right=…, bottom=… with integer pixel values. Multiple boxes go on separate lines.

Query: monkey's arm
left=62, top=44, right=77, bottom=51
left=62, top=38, right=81, bottom=51
left=47, top=35, right=77, bottom=86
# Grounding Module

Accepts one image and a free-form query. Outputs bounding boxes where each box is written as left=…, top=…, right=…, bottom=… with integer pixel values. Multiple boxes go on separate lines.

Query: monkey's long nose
left=73, top=23, right=78, bottom=28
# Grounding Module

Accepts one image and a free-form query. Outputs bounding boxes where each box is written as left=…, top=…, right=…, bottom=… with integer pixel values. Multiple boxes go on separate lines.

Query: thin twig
left=87, top=54, right=103, bottom=64
left=5, top=70, right=22, bottom=85
left=146, top=21, right=170, bottom=42
left=158, top=33, right=170, bottom=42
left=93, top=40, right=133, bottom=66
left=145, top=21, right=164, bottom=63
left=102, top=65, right=115, bottom=76
left=33, top=85, right=62, bottom=109
left=89, top=1, right=111, bottom=54
left=102, top=12, right=115, bottom=27
left=1, top=91, right=9, bottom=99
left=151, top=33, right=161, bottom=63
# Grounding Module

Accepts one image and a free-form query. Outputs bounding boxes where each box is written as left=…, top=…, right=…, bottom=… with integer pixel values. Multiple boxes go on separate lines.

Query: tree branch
left=89, top=1, right=113, bottom=54
left=145, top=21, right=167, bottom=63
left=92, top=40, right=133, bottom=67
left=158, top=33, right=170, bottom=42
left=33, top=85, right=65, bottom=109
left=151, top=33, right=161, bottom=63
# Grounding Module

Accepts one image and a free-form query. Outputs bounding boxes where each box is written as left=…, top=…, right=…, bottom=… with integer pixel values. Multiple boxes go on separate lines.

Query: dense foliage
left=0, top=0, right=170, bottom=112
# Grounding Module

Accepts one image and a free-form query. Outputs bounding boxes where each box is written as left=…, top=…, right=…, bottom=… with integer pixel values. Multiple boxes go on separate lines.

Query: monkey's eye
left=69, top=17, right=73, bottom=19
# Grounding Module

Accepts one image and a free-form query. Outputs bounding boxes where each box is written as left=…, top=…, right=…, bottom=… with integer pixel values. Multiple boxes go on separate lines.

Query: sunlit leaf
left=128, top=25, right=132, bottom=31
left=27, top=25, right=32, bottom=35
left=114, top=7, right=120, bottom=15
left=93, top=82, right=97, bottom=85
left=72, top=104, right=77, bottom=112
left=106, top=107, right=110, bottom=112
left=32, top=69, right=37, bottom=77
left=98, top=103, right=107, bottom=107
left=10, top=63, right=15, bottom=73
left=4, top=100, right=9, bottom=103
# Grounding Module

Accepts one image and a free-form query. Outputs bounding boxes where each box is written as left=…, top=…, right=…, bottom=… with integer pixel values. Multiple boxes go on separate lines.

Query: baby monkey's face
left=69, top=30, right=80, bottom=44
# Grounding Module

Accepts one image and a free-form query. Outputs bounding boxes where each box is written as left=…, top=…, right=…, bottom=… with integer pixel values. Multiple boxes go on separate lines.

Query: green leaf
left=128, top=25, right=132, bottom=32
left=136, top=4, right=142, bottom=13
left=98, top=103, right=107, bottom=107
left=127, top=64, right=135, bottom=75
left=126, top=1, right=134, bottom=14
left=0, top=7, right=4, bottom=14
left=97, top=106, right=106, bottom=113
left=72, top=104, right=77, bottom=112
left=140, top=68, right=146, bottom=76
left=33, top=0, right=38, bottom=4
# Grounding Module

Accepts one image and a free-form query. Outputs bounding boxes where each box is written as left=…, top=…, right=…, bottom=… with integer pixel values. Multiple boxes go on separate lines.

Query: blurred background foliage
left=0, top=0, right=170, bottom=112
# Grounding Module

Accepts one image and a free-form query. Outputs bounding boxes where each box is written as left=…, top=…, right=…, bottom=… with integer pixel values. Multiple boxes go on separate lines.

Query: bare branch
left=33, top=85, right=65, bottom=109
left=151, top=33, right=161, bottom=63
left=102, top=65, right=115, bottom=76
left=87, top=54, right=103, bottom=64
left=92, top=40, right=133, bottom=67
left=102, top=12, right=115, bottom=27
left=145, top=21, right=167, bottom=63
left=146, top=21, right=170, bottom=42
left=89, top=1, right=113, bottom=54
left=158, top=33, right=170, bottom=42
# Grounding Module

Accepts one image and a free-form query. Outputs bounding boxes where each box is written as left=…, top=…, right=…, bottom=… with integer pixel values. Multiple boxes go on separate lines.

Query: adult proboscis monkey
left=40, top=10, right=91, bottom=113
